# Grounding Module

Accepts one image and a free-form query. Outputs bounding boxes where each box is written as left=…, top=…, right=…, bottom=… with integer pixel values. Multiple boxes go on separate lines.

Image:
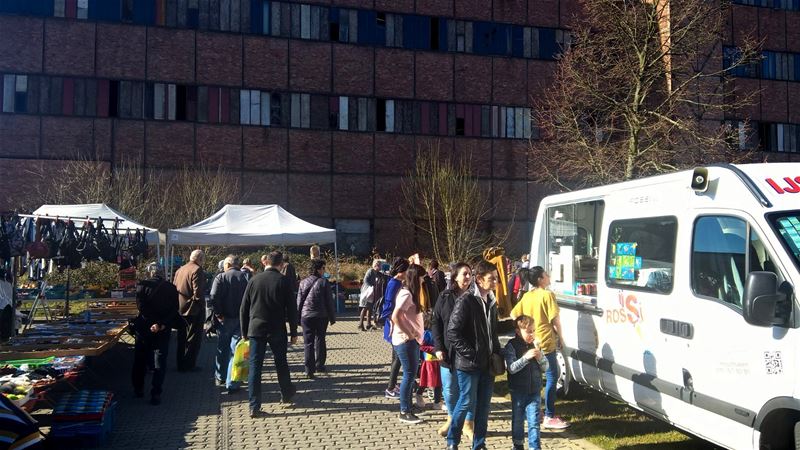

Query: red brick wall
left=197, top=33, right=243, bottom=86
left=788, top=84, right=800, bottom=124
left=0, top=115, right=39, bottom=158
left=243, top=37, right=288, bottom=89
left=196, top=124, right=242, bottom=169
left=416, top=1, right=452, bottom=16
left=375, top=49, right=414, bottom=98
left=529, top=0, right=560, bottom=28
left=493, top=140, right=529, bottom=179
left=0, top=16, right=43, bottom=73
left=289, top=129, right=331, bottom=172
left=333, top=132, right=373, bottom=173
left=333, top=45, right=374, bottom=96
left=96, top=24, right=146, bottom=79
left=332, top=174, right=373, bottom=217
left=415, top=53, right=453, bottom=101
left=44, top=20, right=95, bottom=76
left=289, top=41, right=332, bottom=92
left=455, top=0, right=491, bottom=21
left=113, top=120, right=145, bottom=165
left=241, top=171, right=288, bottom=206
left=454, top=55, right=492, bottom=104
left=373, top=175, right=403, bottom=217
left=492, top=58, right=528, bottom=105
left=759, top=9, right=787, bottom=51
left=373, top=134, right=415, bottom=175
left=243, top=127, right=288, bottom=171
left=145, top=122, right=194, bottom=167
left=373, top=218, right=415, bottom=255
left=146, top=28, right=195, bottom=83
left=41, top=116, right=95, bottom=159
left=787, top=13, right=800, bottom=53
left=760, top=81, right=789, bottom=123
left=494, top=0, right=527, bottom=25
left=288, top=173, right=331, bottom=216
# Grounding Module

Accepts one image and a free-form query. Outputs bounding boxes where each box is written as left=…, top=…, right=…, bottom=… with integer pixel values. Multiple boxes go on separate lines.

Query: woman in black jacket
left=296, top=259, right=335, bottom=379
left=431, top=262, right=473, bottom=437
left=445, top=260, right=502, bottom=450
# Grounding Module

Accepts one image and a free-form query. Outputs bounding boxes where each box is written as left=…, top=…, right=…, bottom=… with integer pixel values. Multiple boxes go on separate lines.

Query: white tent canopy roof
left=32, top=203, right=160, bottom=243
left=167, top=204, right=336, bottom=246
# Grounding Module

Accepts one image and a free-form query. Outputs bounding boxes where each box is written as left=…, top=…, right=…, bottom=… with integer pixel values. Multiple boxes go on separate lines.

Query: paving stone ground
left=74, top=313, right=601, bottom=450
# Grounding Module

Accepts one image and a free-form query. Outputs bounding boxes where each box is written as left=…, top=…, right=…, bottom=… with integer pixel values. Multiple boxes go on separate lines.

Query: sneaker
left=398, top=412, right=424, bottom=424
left=543, top=416, right=570, bottom=429
left=410, top=406, right=427, bottom=416
left=384, top=388, right=399, bottom=399
left=415, top=393, right=427, bottom=408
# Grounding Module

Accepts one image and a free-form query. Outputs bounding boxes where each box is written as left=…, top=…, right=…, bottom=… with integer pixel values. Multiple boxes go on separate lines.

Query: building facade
left=0, top=0, right=798, bottom=256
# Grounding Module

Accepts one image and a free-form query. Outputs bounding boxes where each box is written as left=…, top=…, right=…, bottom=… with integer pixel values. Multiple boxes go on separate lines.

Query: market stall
left=166, top=204, right=339, bottom=294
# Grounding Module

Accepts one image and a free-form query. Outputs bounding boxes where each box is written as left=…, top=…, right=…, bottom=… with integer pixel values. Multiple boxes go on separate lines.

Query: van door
left=685, top=213, right=796, bottom=448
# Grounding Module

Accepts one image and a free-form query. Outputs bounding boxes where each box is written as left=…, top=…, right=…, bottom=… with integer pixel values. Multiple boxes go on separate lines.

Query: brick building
left=0, top=0, right=797, bottom=256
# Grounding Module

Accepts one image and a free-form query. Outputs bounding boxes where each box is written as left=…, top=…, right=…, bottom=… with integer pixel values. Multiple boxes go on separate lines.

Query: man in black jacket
left=240, top=251, right=298, bottom=417
left=211, top=255, right=249, bottom=392
left=445, top=260, right=502, bottom=450
left=132, top=263, right=180, bottom=406
left=431, top=262, right=473, bottom=438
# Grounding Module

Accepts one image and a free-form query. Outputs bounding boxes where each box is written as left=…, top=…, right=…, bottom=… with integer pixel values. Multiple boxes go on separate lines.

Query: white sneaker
left=543, top=416, right=571, bottom=429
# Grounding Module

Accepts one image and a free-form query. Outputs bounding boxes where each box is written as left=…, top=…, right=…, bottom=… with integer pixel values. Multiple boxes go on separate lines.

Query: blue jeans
left=248, top=333, right=293, bottom=412
left=215, top=318, right=241, bottom=390
left=393, top=340, right=420, bottom=413
left=447, top=369, right=493, bottom=448
left=544, top=351, right=559, bottom=417
left=511, top=390, right=542, bottom=450
left=440, top=365, right=474, bottom=420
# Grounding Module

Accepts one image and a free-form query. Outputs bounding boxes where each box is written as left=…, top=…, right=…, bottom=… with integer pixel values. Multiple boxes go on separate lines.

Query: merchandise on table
left=50, top=390, right=116, bottom=447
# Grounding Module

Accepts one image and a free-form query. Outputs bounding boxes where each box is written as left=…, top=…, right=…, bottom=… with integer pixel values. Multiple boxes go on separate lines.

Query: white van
left=529, top=163, right=800, bottom=450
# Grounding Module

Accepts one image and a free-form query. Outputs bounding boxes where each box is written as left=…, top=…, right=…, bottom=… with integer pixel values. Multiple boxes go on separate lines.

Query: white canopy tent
left=166, top=205, right=339, bottom=289
left=31, top=203, right=162, bottom=259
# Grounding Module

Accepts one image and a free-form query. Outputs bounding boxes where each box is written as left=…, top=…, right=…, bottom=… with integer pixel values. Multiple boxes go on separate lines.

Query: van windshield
left=769, top=212, right=800, bottom=270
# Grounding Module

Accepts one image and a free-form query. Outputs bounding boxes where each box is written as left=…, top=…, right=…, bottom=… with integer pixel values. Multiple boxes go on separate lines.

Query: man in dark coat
left=172, top=249, right=206, bottom=372
left=297, top=259, right=336, bottom=378
left=240, top=251, right=298, bottom=417
left=428, top=259, right=447, bottom=294
left=133, top=263, right=180, bottom=405
left=211, top=255, right=250, bottom=392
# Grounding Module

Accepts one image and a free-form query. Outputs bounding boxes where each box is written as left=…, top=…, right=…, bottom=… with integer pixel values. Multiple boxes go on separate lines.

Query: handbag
left=490, top=352, right=506, bottom=377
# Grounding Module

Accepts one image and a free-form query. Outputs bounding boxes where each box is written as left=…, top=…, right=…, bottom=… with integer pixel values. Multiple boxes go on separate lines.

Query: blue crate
left=50, top=401, right=116, bottom=447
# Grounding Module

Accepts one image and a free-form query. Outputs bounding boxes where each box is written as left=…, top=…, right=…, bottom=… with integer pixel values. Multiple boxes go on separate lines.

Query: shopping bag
left=230, top=339, right=250, bottom=382
left=359, top=284, right=374, bottom=304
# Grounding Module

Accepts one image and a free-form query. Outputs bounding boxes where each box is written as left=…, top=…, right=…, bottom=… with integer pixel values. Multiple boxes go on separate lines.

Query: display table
left=0, top=299, right=136, bottom=360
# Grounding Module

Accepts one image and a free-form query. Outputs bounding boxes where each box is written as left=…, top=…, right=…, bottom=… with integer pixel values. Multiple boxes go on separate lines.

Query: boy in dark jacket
left=504, top=315, right=546, bottom=450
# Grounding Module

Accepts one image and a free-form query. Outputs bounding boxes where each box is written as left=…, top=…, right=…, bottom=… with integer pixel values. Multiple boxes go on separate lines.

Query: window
left=692, top=216, right=779, bottom=309
left=270, top=92, right=283, bottom=126
left=546, top=201, right=605, bottom=297
left=606, top=216, right=677, bottom=294
left=2, top=74, right=27, bottom=113
left=290, top=93, right=310, bottom=128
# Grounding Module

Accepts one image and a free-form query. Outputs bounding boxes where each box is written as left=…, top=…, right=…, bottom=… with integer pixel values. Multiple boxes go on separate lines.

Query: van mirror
left=743, top=271, right=789, bottom=327
left=691, top=167, right=709, bottom=192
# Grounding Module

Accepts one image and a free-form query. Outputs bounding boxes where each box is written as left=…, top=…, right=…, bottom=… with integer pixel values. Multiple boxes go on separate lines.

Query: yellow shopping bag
left=230, top=339, right=250, bottom=382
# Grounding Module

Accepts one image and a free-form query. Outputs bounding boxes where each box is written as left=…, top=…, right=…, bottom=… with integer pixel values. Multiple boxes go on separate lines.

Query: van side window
left=692, top=216, right=778, bottom=309
left=546, top=201, right=604, bottom=296
left=605, top=216, right=677, bottom=294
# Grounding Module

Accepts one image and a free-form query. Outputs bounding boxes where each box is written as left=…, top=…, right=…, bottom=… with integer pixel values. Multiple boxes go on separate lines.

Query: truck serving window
left=546, top=201, right=604, bottom=297
left=692, top=216, right=778, bottom=309
left=605, top=216, right=677, bottom=294
left=768, top=211, right=800, bottom=272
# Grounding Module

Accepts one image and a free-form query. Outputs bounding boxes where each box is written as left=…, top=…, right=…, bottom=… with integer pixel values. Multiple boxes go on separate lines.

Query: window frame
left=604, top=215, right=678, bottom=295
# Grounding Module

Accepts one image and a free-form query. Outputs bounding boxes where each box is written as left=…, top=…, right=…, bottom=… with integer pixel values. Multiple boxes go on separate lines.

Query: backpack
left=371, top=273, right=391, bottom=325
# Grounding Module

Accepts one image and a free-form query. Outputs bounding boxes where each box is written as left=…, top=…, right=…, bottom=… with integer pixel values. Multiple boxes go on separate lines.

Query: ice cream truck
left=529, top=163, right=800, bottom=449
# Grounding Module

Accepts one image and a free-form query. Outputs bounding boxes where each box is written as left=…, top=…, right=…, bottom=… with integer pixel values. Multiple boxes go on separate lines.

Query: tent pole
left=334, top=241, right=341, bottom=313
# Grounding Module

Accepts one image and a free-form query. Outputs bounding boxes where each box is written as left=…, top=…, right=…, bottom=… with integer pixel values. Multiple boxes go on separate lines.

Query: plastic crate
left=50, top=391, right=116, bottom=447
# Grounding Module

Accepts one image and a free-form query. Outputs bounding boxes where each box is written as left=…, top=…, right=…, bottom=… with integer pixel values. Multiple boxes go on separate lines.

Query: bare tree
left=531, top=0, right=761, bottom=190
left=19, top=160, right=244, bottom=231
left=401, top=142, right=511, bottom=263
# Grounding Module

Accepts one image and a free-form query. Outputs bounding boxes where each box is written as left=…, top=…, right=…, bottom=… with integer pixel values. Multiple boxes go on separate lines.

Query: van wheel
left=555, top=351, right=571, bottom=398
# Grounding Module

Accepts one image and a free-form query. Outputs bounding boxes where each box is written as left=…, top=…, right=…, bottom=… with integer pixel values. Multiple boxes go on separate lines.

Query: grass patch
left=494, top=376, right=720, bottom=449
